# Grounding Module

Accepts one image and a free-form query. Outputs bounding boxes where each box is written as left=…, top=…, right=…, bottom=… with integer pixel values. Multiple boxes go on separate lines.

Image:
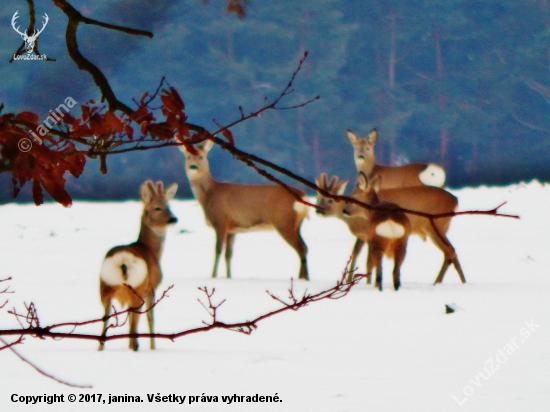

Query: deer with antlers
left=339, top=172, right=411, bottom=291
left=347, top=129, right=446, bottom=189
left=11, top=11, right=49, bottom=54
left=315, top=172, right=466, bottom=285
left=179, top=139, right=309, bottom=280
left=98, top=180, right=178, bottom=351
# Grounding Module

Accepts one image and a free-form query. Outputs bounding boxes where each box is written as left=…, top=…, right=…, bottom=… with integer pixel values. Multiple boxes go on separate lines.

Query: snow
left=1, top=181, right=549, bottom=411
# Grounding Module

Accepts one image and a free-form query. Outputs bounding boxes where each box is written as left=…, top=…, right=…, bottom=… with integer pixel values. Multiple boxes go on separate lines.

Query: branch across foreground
left=0, top=268, right=367, bottom=387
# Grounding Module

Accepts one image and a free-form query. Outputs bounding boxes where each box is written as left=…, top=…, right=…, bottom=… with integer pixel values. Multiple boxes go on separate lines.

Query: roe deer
left=98, top=180, right=178, bottom=351
left=341, top=173, right=410, bottom=291
left=315, top=173, right=466, bottom=285
left=347, top=129, right=446, bottom=189
left=315, top=173, right=367, bottom=278
left=179, top=139, right=309, bottom=280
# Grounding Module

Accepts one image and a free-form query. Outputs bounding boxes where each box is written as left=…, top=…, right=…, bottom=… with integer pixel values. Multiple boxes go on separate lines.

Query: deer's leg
left=276, top=226, right=309, bottom=280
left=225, top=233, right=236, bottom=279
left=348, top=238, right=365, bottom=282
left=98, top=299, right=111, bottom=351
left=212, top=227, right=227, bottom=278
left=392, top=241, right=408, bottom=291
left=434, top=259, right=451, bottom=285
left=128, top=310, right=140, bottom=351
left=146, top=293, right=155, bottom=350
left=365, top=245, right=374, bottom=285
left=375, top=255, right=383, bottom=292
left=369, top=242, right=383, bottom=291
left=429, top=232, right=463, bottom=284
left=452, top=257, right=466, bottom=284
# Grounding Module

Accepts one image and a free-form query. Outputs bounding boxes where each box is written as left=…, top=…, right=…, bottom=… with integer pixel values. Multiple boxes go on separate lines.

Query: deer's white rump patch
left=419, top=163, right=446, bottom=187
left=375, top=220, right=406, bottom=239
left=293, top=197, right=310, bottom=219
left=100, top=251, right=148, bottom=288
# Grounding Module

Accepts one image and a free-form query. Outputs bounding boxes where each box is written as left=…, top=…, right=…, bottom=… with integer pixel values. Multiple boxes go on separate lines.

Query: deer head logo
left=11, top=10, right=49, bottom=54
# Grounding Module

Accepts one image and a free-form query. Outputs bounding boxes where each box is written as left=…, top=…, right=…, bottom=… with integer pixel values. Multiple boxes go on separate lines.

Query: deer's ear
left=346, top=130, right=358, bottom=144
left=370, top=174, right=382, bottom=193
left=367, top=129, right=378, bottom=144
left=140, top=180, right=155, bottom=204
left=164, top=183, right=178, bottom=200
left=202, top=139, right=214, bottom=152
left=357, top=172, right=368, bottom=191
left=155, top=181, right=164, bottom=194
left=315, top=172, right=327, bottom=189
left=336, top=179, right=348, bottom=196
left=178, top=143, right=188, bottom=155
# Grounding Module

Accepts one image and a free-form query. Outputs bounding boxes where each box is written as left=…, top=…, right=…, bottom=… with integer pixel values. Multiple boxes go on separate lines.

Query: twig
left=0, top=337, right=92, bottom=388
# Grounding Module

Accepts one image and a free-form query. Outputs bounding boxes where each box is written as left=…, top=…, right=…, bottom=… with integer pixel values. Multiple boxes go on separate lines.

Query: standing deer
left=347, top=129, right=446, bottom=189
left=179, top=139, right=309, bottom=280
left=98, top=180, right=178, bottom=351
left=315, top=173, right=367, bottom=277
left=341, top=173, right=410, bottom=291
left=315, top=173, right=466, bottom=285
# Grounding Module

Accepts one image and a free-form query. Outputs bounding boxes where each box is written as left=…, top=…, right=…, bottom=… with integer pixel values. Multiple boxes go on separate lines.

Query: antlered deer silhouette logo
left=11, top=10, right=49, bottom=55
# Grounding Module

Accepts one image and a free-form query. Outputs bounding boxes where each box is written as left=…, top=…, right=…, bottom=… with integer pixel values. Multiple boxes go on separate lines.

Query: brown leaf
left=175, top=133, right=197, bottom=155
left=124, top=124, right=134, bottom=140
left=103, top=111, right=124, bottom=133
left=81, top=105, right=90, bottom=122
left=169, top=87, right=185, bottom=111
left=160, top=95, right=182, bottom=115
left=222, top=129, right=234, bottom=145
left=32, top=179, right=44, bottom=206
left=140, top=121, right=150, bottom=136
left=227, top=0, right=246, bottom=18
left=15, top=111, right=40, bottom=125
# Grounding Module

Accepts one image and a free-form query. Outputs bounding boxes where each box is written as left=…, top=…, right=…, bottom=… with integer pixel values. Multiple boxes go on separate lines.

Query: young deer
left=315, top=173, right=466, bottom=285
left=341, top=172, right=410, bottom=291
left=347, top=129, right=446, bottom=189
left=179, top=139, right=309, bottom=280
left=98, top=180, right=178, bottom=351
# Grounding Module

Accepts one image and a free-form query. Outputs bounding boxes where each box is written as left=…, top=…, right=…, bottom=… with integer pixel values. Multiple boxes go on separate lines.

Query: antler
left=11, top=11, right=26, bottom=38
left=32, top=13, right=49, bottom=39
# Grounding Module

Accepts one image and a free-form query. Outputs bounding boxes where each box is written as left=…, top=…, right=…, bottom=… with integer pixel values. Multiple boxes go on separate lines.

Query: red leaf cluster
left=0, top=112, right=86, bottom=206
left=1, top=84, right=192, bottom=206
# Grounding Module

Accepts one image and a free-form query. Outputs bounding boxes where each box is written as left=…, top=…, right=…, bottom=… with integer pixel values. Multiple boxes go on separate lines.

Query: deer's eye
left=155, top=207, right=162, bottom=211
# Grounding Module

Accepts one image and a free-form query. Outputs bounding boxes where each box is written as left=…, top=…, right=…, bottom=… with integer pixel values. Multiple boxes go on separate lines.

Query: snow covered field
left=1, top=181, right=549, bottom=411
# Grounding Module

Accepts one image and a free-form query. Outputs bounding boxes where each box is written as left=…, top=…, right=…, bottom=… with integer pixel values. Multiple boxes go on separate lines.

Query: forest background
left=1, top=0, right=549, bottom=202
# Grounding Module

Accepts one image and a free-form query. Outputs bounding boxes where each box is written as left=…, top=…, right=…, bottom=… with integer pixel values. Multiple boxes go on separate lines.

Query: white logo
left=11, top=10, right=49, bottom=60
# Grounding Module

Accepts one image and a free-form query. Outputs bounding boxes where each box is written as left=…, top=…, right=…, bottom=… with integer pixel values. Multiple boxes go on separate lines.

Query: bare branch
left=0, top=336, right=23, bottom=352
left=0, top=267, right=365, bottom=345
left=0, top=337, right=92, bottom=388
left=52, top=0, right=151, bottom=114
